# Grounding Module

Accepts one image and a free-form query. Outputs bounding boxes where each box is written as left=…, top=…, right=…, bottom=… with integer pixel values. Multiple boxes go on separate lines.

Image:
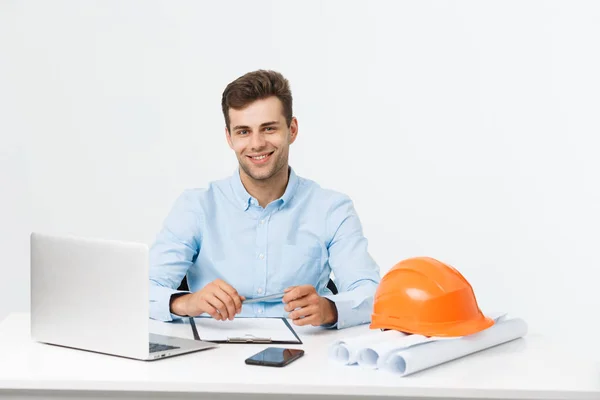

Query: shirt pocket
left=271, top=241, right=324, bottom=291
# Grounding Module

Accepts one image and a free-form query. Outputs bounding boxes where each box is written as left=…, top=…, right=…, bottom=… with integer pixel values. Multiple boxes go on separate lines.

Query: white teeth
left=252, top=154, right=268, bottom=160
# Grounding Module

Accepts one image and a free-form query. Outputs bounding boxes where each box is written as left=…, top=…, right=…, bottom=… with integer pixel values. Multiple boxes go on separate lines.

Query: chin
left=247, top=169, right=275, bottom=181
left=240, top=163, right=273, bottom=181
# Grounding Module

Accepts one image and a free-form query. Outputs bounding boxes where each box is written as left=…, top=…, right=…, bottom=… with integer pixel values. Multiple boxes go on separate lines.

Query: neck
left=240, top=165, right=290, bottom=208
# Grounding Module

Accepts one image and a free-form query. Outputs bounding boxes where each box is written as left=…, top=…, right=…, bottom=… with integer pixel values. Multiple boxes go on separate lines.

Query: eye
left=265, top=127, right=275, bottom=132
left=238, top=130, right=248, bottom=135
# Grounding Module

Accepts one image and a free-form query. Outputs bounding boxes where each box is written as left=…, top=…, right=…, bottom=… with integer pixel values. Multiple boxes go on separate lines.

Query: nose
left=249, top=131, right=266, bottom=150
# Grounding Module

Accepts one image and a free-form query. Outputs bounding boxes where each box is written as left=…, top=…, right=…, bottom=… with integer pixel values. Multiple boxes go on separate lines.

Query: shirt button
left=260, top=219, right=265, bottom=224
left=258, top=253, right=265, bottom=260
left=257, top=288, right=263, bottom=294
left=258, top=309, right=263, bottom=314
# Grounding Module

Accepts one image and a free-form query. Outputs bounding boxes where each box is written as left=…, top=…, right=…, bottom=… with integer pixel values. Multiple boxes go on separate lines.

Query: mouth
left=247, top=151, right=274, bottom=165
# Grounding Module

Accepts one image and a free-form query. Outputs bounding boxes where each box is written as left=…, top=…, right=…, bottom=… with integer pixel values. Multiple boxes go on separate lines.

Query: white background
left=1, top=1, right=599, bottom=343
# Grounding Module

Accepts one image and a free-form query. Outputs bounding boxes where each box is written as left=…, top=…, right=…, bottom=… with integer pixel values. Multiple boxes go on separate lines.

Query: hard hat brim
left=370, top=314, right=495, bottom=338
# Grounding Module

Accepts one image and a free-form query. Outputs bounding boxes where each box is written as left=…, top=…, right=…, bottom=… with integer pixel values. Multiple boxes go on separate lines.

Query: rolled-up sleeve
left=322, top=194, right=381, bottom=329
left=149, top=190, right=204, bottom=321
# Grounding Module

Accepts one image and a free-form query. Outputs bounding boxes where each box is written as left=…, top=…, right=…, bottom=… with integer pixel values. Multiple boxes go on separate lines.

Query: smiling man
left=148, top=70, right=380, bottom=329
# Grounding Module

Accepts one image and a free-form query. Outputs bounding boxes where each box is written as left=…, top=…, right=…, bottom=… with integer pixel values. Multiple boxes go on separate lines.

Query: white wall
left=1, top=0, right=599, bottom=343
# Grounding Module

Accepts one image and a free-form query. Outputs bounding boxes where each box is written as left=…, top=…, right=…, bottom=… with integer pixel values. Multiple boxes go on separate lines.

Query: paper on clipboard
left=192, top=317, right=301, bottom=344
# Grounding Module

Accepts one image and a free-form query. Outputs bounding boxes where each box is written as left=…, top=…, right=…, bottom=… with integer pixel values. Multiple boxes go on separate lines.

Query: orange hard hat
left=370, top=256, right=494, bottom=337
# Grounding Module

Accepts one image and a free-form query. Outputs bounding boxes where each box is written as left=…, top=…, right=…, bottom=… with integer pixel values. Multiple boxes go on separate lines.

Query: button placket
left=254, top=212, right=269, bottom=316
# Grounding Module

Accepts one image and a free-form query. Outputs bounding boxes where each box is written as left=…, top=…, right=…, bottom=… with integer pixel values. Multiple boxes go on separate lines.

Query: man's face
left=226, top=96, right=297, bottom=182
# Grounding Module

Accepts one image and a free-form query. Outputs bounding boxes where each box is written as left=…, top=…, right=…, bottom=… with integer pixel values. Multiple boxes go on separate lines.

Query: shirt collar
left=230, top=166, right=299, bottom=211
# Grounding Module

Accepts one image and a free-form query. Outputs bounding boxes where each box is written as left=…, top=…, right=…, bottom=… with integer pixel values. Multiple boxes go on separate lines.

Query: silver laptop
left=30, top=232, right=217, bottom=360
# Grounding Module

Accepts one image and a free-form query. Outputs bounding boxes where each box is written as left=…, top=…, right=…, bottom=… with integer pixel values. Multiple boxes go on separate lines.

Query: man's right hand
left=170, top=279, right=245, bottom=321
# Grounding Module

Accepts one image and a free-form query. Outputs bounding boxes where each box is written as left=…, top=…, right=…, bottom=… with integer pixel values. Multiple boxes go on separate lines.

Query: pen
left=242, top=292, right=285, bottom=304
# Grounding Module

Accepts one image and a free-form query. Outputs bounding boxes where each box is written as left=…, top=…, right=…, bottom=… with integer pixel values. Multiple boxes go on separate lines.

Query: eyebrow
left=232, top=121, right=280, bottom=131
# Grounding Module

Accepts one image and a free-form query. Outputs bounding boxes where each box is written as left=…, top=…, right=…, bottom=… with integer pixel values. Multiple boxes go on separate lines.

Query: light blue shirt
left=148, top=167, right=381, bottom=329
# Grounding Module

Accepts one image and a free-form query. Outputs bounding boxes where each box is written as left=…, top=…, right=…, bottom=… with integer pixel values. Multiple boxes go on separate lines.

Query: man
left=149, top=70, right=380, bottom=329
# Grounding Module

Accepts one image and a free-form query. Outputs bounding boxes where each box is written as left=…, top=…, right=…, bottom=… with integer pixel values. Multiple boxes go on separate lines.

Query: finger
left=217, top=282, right=243, bottom=313
left=213, top=288, right=237, bottom=320
left=284, top=296, right=310, bottom=312
left=200, top=299, right=220, bottom=320
left=282, top=287, right=296, bottom=303
left=283, top=285, right=312, bottom=303
left=292, top=313, right=320, bottom=327
left=284, top=288, right=319, bottom=310
left=295, top=285, right=315, bottom=298
left=206, top=293, right=229, bottom=320
left=282, top=290, right=296, bottom=304
left=289, top=304, right=318, bottom=320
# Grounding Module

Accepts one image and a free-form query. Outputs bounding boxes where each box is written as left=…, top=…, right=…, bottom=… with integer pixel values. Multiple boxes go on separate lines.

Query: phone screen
left=245, top=347, right=304, bottom=367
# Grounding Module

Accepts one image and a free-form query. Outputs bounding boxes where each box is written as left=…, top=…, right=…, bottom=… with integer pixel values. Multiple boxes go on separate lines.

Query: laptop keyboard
left=149, top=342, right=180, bottom=353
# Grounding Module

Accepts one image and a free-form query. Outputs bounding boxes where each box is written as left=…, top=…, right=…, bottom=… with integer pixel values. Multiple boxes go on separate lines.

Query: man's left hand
left=283, top=285, right=338, bottom=326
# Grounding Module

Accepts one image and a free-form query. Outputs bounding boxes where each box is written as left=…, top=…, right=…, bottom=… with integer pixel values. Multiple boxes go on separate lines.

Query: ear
left=225, top=126, right=234, bottom=149
left=288, top=117, right=298, bottom=144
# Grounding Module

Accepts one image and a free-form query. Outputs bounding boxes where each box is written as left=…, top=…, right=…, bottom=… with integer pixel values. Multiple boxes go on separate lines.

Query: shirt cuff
left=149, top=283, right=190, bottom=322
left=322, top=291, right=373, bottom=329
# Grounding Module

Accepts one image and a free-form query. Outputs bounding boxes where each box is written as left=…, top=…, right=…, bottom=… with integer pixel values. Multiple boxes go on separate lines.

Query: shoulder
left=294, top=175, right=360, bottom=240
left=171, top=187, right=208, bottom=210
left=295, top=174, right=355, bottom=212
left=169, top=176, right=229, bottom=214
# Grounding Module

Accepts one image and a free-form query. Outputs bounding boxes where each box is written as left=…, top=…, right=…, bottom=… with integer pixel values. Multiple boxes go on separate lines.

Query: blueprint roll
left=328, top=329, right=406, bottom=365
left=355, top=333, right=447, bottom=369
left=354, top=312, right=508, bottom=369
left=378, top=317, right=528, bottom=376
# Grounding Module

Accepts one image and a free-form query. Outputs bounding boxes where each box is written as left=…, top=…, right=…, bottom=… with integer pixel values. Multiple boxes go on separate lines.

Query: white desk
left=0, top=313, right=598, bottom=400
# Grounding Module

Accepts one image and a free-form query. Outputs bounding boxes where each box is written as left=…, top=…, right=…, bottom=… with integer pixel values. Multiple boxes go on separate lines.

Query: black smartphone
left=244, top=347, right=304, bottom=367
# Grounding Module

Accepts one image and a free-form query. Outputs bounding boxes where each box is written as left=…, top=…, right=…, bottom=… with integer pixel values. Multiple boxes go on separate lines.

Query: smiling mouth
left=247, top=151, right=274, bottom=163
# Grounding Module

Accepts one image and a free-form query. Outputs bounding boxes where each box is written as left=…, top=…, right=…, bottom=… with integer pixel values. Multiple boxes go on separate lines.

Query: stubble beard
left=239, top=150, right=287, bottom=184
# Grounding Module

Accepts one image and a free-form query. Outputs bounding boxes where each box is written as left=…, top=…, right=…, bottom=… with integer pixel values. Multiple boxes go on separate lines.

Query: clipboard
left=188, top=316, right=303, bottom=344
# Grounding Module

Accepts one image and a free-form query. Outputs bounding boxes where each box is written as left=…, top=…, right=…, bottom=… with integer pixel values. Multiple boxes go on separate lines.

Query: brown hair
left=221, top=70, right=293, bottom=132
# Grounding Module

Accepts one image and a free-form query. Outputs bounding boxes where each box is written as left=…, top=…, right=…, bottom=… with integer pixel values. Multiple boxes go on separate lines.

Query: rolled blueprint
left=354, top=311, right=508, bottom=369
left=328, top=329, right=407, bottom=365
left=356, top=333, right=455, bottom=368
left=378, top=317, right=528, bottom=376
